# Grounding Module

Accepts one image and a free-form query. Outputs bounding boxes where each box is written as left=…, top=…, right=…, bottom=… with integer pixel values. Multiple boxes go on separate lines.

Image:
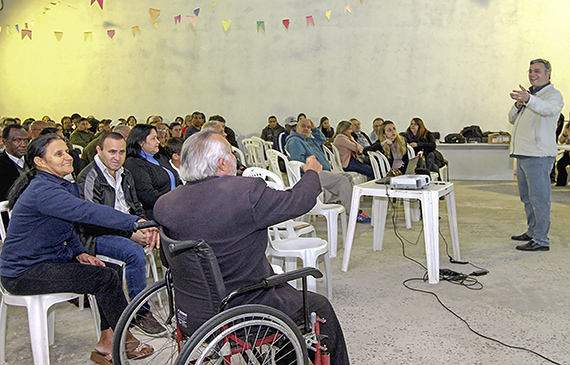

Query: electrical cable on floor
left=381, top=181, right=561, bottom=365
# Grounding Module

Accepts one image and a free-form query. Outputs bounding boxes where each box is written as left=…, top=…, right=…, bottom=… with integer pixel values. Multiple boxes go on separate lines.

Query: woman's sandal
left=90, top=351, right=113, bottom=365
left=127, top=343, right=154, bottom=360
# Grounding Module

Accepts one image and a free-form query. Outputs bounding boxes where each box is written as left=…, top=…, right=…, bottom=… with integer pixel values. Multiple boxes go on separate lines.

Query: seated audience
left=183, top=111, right=206, bottom=139
left=169, top=122, right=183, bottom=138
left=146, top=115, right=162, bottom=125
left=209, top=115, right=238, bottom=148
left=260, top=115, right=285, bottom=142
left=126, top=115, right=138, bottom=127
left=0, top=134, right=156, bottom=364
left=273, top=117, right=297, bottom=153
left=556, top=119, right=570, bottom=186
left=29, top=120, right=48, bottom=139
left=69, top=118, right=96, bottom=147
left=404, top=117, right=445, bottom=172
left=202, top=120, right=245, bottom=174
left=319, top=116, right=335, bottom=146
left=164, top=137, right=184, bottom=178
left=364, top=120, right=409, bottom=174
left=333, top=121, right=374, bottom=179
left=39, top=127, right=83, bottom=179
left=154, top=131, right=350, bottom=365
left=152, top=122, right=171, bottom=147
left=82, top=125, right=131, bottom=166
left=76, top=132, right=165, bottom=334
left=61, top=116, right=74, bottom=139
left=369, top=117, right=384, bottom=142
left=350, top=118, right=372, bottom=148
left=124, top=124, right=181, bottom=219
left=287, top=118, right=370, bottom=223
left=0, top=124, right=29, bottom=201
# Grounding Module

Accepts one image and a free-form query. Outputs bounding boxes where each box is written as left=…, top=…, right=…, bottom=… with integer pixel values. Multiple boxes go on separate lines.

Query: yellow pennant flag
left=326, top=10, right=331, bottom=20
left=149, top=8, right=161, bottom=22
left=54, top=31, right=63, bottom=41
left=84, top=31, right=93, bottom=41
left=222, top=20, right=231, bottom=32
left=210, top=1, right=216, bottom=9
left=152, top=22, right=158, bottom=29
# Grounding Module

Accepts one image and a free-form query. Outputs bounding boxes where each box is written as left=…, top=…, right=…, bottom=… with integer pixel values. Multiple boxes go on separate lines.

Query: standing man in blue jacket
left=508, top=58, right=564, bottom=251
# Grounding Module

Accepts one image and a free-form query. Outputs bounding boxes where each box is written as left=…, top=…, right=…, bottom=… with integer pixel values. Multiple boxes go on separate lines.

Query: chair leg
left=88, top=295, right=101, bottom=341
left=28, top=298, right=51, bottom=365
left=323, top=253, right=333, bottom=300
left=404, top=199, right=412, bottom=229
left=0, top=299, right=7, bottom=364
left=326, top=214, right=338, bottom=258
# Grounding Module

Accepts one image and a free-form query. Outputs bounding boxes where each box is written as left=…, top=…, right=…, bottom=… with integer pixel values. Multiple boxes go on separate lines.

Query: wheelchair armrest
left=167, top=239, right=208, bottom=255
left=219, top=267, right=323, bottom=311
left=133, top=220, right=159, bottom=230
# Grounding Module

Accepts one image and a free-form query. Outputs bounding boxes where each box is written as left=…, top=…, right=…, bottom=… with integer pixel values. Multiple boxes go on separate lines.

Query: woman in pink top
left=333, top=121, right=374, bottom=179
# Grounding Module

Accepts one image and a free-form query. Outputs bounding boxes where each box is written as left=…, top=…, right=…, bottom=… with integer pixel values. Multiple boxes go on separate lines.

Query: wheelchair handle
left=133, top=220, right=159, bottom=231
left=168, top=239, right=207, bottom=255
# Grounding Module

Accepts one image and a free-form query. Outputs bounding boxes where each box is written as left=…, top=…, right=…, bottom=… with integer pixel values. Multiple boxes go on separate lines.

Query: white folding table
left=341, top=180, right=461, bottom=284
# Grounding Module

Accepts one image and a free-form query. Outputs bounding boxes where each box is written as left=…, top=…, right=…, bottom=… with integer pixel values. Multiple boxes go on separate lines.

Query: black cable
left=403, top=278, right=562, bottom=365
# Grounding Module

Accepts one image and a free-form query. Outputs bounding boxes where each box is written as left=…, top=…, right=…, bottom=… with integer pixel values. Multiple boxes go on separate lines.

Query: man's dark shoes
left=516, top=241, right=549, bottom=252
left=511, top=233, right=532, bottom=241
left=133, top=312, right=167, bottom=334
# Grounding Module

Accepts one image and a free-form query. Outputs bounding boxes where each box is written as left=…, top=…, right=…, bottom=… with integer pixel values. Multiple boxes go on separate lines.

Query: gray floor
left=2, top=180, right=569, bottom=364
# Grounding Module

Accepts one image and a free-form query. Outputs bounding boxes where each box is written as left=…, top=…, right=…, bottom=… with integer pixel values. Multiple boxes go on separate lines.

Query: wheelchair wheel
left=175, top=304, right=308, bottom=365
left=112, top=279, right=180, bottom=364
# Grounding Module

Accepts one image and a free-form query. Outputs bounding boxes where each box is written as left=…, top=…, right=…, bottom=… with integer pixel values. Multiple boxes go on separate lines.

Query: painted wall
left=0, top=0, right=568, bottom=138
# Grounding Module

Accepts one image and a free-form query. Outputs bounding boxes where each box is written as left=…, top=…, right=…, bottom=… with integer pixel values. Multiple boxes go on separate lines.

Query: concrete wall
left=0, top=0, right=568, bottom=137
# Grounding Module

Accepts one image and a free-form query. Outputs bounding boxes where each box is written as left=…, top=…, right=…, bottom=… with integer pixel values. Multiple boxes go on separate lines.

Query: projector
left=390, top=175, right=431, bottom=190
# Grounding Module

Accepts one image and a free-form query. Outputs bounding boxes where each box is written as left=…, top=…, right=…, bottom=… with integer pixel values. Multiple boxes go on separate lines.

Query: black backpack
left=444, top=133, right=465, bottom=143
left=460, top=125, right=483, bottom=143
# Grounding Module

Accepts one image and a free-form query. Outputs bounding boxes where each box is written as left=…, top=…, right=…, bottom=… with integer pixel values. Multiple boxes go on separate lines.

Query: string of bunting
left=0, top=0, right=365, bottom=41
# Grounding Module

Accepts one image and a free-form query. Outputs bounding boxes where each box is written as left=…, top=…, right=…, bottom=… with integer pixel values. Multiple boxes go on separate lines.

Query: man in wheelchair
left=153, top=131, right=350, bottom=364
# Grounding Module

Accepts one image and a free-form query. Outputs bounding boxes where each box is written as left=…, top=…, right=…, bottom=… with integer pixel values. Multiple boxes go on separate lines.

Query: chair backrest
left=367, top=151, right=391, bottom=179
left=322, top=145, right=343, bottom=173
left=242, top=138, right=266, bottom=168
left=266, top=149, right=289, bottom=178
left=160, top=228, right=226, bottom=337
left=285, top=160, right=304, bottom=187
left=231, top=146, right=247, bottom=167
left=0, top=201, right=10, bottom=242
left=242, top=167, right=285, bottom=190
left=407, top=144, right=416, bottom=159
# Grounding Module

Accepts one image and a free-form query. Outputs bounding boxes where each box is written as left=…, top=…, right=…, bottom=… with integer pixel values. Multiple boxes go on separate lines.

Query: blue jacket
left=0, top=171, right=140, bottom=278
left=285, top=129, right=331, bottom=171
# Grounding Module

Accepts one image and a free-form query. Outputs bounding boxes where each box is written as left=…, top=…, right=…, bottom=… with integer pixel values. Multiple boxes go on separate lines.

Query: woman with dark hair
left=333, top=120, right=374, bottom=179
left=124, top=124, right=181, bottom=219
left=126, top=115, right=138, bottom=127
left=0, top=134, right=156, bottom=364
left=404, top=117, right=444, bottom=172
left=169, top=121, right=183, bottom=138
left=40, top=128, right=83, bottom=178
left=319, top=116, right=334, bottom=145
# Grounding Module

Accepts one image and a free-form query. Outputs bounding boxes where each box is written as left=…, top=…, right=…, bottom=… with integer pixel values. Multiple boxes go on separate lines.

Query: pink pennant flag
left=306, top=16, right=314, bottom=26
left=21, top=29, right=32, bottom=40
left=107, top=29, right=115, bottom=39
left=282, top=19, right=290, bottom=30
left=174, top=15, right=181, bottom=24
left=90, top=0, right=103, bottom=10
left=186, top=16, right=196, bottom=28
left=344, top=4, right=351, bottom=14
left=149, top=8, right=161, bottom=22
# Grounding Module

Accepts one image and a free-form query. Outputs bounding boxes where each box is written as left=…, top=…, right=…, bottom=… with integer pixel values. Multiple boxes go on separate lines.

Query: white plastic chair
left=242, top=167, right=316, bottom=238
left=367, top=151, right=418, bottom=229
left=407, top=144, right=416, bottom=159
left=72, top=144, right=84, bottom=154
left=265, top=149, right=290, bottom=186
left=322, top=145, right=365, bottom=185
left=251, top=136, right=269, bottom=168
left=242, top=138, right=266, bottom=168
left=231, top=146, right=247, bottom=168
left=0, top=201, right=100, bottom=365
left=286, top=161, right=348, bottom=258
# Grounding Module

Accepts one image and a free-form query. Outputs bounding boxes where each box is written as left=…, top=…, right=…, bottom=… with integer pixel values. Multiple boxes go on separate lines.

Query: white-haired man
left=154, top=131, right=349, bottom=365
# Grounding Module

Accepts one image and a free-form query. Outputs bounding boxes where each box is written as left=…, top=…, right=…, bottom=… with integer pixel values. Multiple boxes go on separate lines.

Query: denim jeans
left=96, top=235, right=147, bottom=301
left=516, top=156, right=555, bottom=247
left=345, top=157, right=375, bottom=179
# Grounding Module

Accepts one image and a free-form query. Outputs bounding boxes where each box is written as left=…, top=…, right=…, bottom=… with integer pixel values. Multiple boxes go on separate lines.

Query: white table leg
left=422, top=192, right=440, bottom=284
left=341, top=187, right=362, bottom=272
left=446, top=189, right=461, bottom=261
left=373, top=197, right=388, bottom=251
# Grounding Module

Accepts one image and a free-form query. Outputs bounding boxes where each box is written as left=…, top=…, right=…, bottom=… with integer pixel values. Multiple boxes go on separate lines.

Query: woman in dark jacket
left=124, top=124, right=181, bottom=219
left=404, top=117, right=444, bottom=172
left=0, top=134, right=156, bottom=364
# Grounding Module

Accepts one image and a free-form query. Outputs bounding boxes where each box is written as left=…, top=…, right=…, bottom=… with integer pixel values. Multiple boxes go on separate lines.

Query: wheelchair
left=112, top=222, right=331, bottom=364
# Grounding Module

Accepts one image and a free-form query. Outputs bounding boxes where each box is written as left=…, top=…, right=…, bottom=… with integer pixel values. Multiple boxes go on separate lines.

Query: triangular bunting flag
left=326, top=10, right=331, bottom=20
left=257, top=21, right=265, bottom=33
left=361, top=0, right=364, bottom=4
left=54, top=31, right=63, bottom=41
left=344, top=4, right=351, bottom=14
left=222, top=20, right=231, bottom=32
left=132, top=26, right=141, bottom=36
left=186, top=16, right=196, bottom=28
left=210, top=2, right=216, bottom=9
left=0, top=27, right=2, bottom=34
left=152, top=22, right=158, bottom=29
left=25, top=23, right=28, bottom=30
left=84, top=31, right=93, bottom=41
left=107, top=29, right=115, bottom=39
left=149, top=8, right=161, bottom=22
left=15, top=25, right=19, bottom=33
left=194, top=8, right=200, bottom=17
left=21, top=29, right=32, bottom=40
left=282, top=19, right=290, bottom=30
left=6, top=26, right=11, bottom=35
left=306, top=16, right=314, bottom=26
left=90, top=0, right=103, bottom=10
left=174, top=15, right=181, bottom=24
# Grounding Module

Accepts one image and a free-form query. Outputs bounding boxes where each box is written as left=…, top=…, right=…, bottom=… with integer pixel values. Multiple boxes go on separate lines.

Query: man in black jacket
left=76, top=132, right=165, bottom=334
left=0, top=124, right=29, bottom=201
